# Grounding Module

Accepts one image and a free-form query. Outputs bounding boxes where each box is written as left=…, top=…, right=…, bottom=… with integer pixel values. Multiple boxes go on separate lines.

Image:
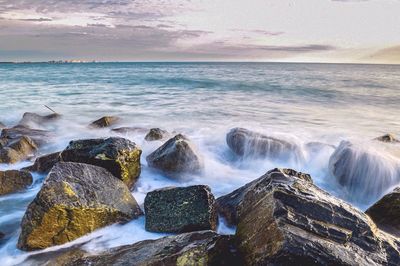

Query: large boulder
left=60, top=137, right=141, bottom=189
left=1, top=125, right=53, bottom=146
left=22, top=151, right=61, bottom=173
left=374, top=133, right=400, bottom=143
left=0, top=136, right=38, bottom=164
left=145, top=185, right=217, bottom=233
left=145, top=128, right=168, bottom=141
left=0, top=170, right=33, bottom=195
left=218, top=168, right=400, bottom=265
left=146, top=134, right=203, bottom=176
left=366, top=187, right=400, bottom=237
left=18, top=112, right=61, bottom=127
left=23, top=231, right=241, bottom=266
left=226, top=127, right=304, bottom=162
left=89, top=116, right=120, bottom=128
left=17, top=162, right=143, bottom=251
left=329, top=140, right=400, bottom=205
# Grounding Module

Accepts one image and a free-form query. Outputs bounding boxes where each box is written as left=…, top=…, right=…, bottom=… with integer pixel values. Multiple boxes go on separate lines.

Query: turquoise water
left=0, top=62, right=399, bottom=265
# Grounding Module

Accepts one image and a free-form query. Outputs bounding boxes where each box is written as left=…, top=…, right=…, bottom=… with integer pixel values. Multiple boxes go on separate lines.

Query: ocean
left=0, top=62, right=399, bottom=264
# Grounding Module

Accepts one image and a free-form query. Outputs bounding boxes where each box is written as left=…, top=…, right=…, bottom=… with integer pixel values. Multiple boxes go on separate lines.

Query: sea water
left=0, top=62, right=399, bottom=265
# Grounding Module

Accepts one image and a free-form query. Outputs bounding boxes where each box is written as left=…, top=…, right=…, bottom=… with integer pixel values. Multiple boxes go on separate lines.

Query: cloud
left=17, top=17, right=53, bottom=22
left=363, top=45, right=400, bottom=64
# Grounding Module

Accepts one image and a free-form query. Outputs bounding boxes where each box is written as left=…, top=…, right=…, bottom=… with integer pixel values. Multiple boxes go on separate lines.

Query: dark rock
left=366, top=187, right=400, bottom=237
left=226, top=127, right=304, bottom=162
left=89, top=116, right=120, bottom=128
left=17, top=162, right=143, bottom=251
left=328, top=140, right=400, bottom=205
left=0, top=170, right=33, bottom=195
left=145, top=128, right=168, bottom=141
left=1, top=125, right=53, bottom=146
left=18, top=112, right=61, bottom=127
left=145, top=185, right=217, bottom=233
left=218, top=168, right=400, bottom=265
left=111, top=126, right=148, bottom=134
left=60, top=137, right=141, bottom=189
left=23, top=231, right=242, bottom=266
left=22, top=152, right=61, bottom=173
left=146, top=134, right=203, bottom=176
left=0, top=231, right=4, bottom=239
left=216, top=168, right=312, bottom=227
left=0, top=122, right=5, bottom=129
left=0, top=136, right=38, bottom=164
left=375, top=133, right=400, bottom=143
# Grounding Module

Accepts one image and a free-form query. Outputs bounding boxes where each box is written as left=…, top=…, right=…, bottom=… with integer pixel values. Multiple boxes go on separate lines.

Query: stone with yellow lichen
left=17, top=162, right=143, bottom=251
left=60, top=137, right=141, bottom=189
left=0, top=170, right=33, bottom=195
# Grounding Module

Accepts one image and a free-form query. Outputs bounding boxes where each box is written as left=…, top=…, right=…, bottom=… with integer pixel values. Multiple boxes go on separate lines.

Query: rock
left=0, top=231, right=4, bottom=240
left=22, top=152, right=61, bottom=173
left=111, top=127, right=148, bottom=134
left=226, top=127, right=304, bottom=162
left=0, top=136, right=38, bottom=164
left=218, top=168, right=400, bottom=265
left=145, top=185, right=217, bottom=233
left=1, top=125, right=53, bottom=146
left=366, top=187, right=400, bottom=237
left=146, top=134, right=203, bottom=176
left=328, top=140, right=400, bottom=205
left=23, top=231, right=241, bottom=266
left=18, top=112, right=61, bottom=127
left=145, top=128, right=168, bottom=141
left=0, top=122, right=5, bottom=129
left=60, top=137, right=141, bottom=189
left=17, top=162, right=143, bottom=251
left=89, top=116, right=120, bottom=128
left=375, top=133, right=400, bottom=143
left=0, top=170, right=33, bottom=195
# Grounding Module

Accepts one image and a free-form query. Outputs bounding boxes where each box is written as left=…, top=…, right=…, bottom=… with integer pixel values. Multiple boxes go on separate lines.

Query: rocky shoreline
left=0, top=113, right=399, bottom=265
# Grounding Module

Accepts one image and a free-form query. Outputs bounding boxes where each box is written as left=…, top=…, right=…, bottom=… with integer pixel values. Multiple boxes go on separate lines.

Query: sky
left=0, top=0, right=399, bottom=63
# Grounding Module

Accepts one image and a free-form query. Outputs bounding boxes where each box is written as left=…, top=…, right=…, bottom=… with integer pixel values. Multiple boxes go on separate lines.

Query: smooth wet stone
left=145, top=185, right=217, bottom=233
left=366, top=187, right=400, bottom=237
left=146, top=134, right=203, bottom=176
left=226, top=127, right=304, bottom=162
left=0, top=136, right=38, bottom=164
left=218, top=168, right=400, bottom=265
left=0, top=125, right=53, bottom=146
left=60, top=137, right=141, bottom=189
left=17, top=162, right=143, bottom=251
left=111, top=126, right=148, bottom=134
left=0, top=170, right=33, bottom=195
left=375, top=133, right=400, bottom=143
left=18, top=112, right=61, bottom=127
left=22, top=151, right=61, bottom=173
left=89, top=116, right=120, bottom=128
left=23, top=231, right=241, bottom=266
left=145, top=128, right=168, bottom=141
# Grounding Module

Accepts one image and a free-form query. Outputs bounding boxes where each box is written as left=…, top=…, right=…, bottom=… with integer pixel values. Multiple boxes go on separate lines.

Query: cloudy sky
left=0, top=0, right=399, bottom=63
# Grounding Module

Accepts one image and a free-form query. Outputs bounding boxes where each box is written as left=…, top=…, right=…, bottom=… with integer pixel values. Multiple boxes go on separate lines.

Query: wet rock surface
left=146, top=134, right=203, bottom=176
left=23, top=231, right=241, bottom=266
left=60, top=137, right=141, bottom=189
left=375, top=133, right=400, bottom=143
left=89, top=116, right=120, bottom=128
left=22, top=151, right=61, bottom=173
left=145, top=128, right=168, bottom=141
left=0, top=136, right=38, bottom=164
left=18, top=112, right=61, bottom=127
left=366, top=187, right=400, bottom=237
left=218, top=168, right=400, bottom=265
left=0, top=170, right=33, bottom=195
left=226, top=127, right=304, bottom=162
left=17, top=162, right=143, bottom=251
left=111, top=126, right=148, bottom=134
left=0, top=125, right=53, bottom=146
left=145, top=185, right=217, bottom=233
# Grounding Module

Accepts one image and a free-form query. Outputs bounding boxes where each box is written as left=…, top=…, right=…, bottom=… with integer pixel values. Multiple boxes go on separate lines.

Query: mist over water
left=0, top=62, right=399, bottom=265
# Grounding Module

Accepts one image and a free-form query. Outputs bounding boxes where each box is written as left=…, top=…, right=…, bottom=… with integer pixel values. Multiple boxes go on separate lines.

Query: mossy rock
left=22, top=151, right=61, bottom=173
left=89, top=116, right=120, bottom=128
left=60, top=137, right=141, bottom=189
left=0, top=170, right=33, bottom=195
left=145, top=185, right=217, bottom=233
left=0, top=136, right=38, bottom=164
left=17, top=162, right=143, bottom=251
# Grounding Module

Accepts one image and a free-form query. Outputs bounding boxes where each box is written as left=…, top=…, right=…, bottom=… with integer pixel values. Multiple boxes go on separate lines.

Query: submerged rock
left=145, top=185, right=217, bottom=233
left=22, top=152, right=61, bottom=173
left=218, top=168, right=400, bottom=265
left=375, top=133, right=400, bottom=143
left=111, top=126, right=148, bottom=134
left=89, top=116, right=120, bottom=128
left=0, top=125, right=53, bottom=146
left=18, top=112, right=61, bottom=127
left=23, top=231, right=241, bottom=266
left=366, top=187, right=400, bottom=237
left=60, top=137, right=141, bottom=189
left=0, top=170, right=33, bottom=195
left=145, top=128, right=168, bottom=141
left=0, top=136, right=38, bottom=164
left=18, top=162, right=143, bottom=251
left=226, top=127, right=304, bottom=162
left=146, top=134, right=203, bottom=176
left=328, top=140, right=400, bottom=205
